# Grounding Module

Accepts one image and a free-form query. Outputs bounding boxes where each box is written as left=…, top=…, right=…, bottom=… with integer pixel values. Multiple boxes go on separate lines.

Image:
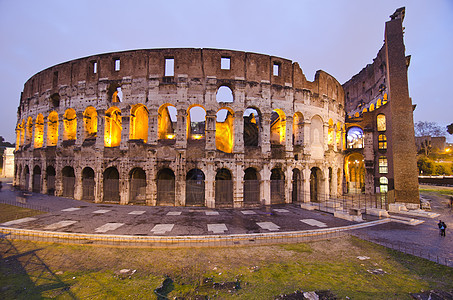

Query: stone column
left=261, top=164, right=271, bottom=205
left=302, top=167, right=311, bottom=203
left=285, top=115, right=293, bottom=152
left=285, top=167, right=292, bottom=204
left=95, top=110, right=105, bottom=149
left=57, top=113, right=64, bottom=146
left=323, top=122, right=329, bottom=150
left=205, top=162, right=215, bottom=208
left=148, top=109, right=158, bottom=145
left=74, top=167, right=83, bottom=200
left=42, top=116, right=48, bottom=148
left=120, top=107, right=130, bottom=150
left=333, top=126, right=337, bottom=152
left=175, top=151, right=186, bottom=206
left=303, top=120, right=311, bottom=151
left=94, top=165, right=102, bottom=203
left=205, top=110, right=216, bottom=151
left=234, top=164, right=244, bottom=208
left=176, top=109, right=187, bottom=149
left=233, top=110, right=244, bottom=153
left=76, top=111, right=84, bottom=146
left=261, top=112, right=271, bottom=154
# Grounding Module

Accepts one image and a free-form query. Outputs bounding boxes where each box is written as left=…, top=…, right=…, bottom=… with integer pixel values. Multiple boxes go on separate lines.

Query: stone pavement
left=0, top=179, right=452, bottom=263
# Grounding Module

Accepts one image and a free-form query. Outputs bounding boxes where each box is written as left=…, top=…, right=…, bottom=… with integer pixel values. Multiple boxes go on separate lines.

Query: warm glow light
left=191, top=134, right=203, bottom=140
left=446, top=148, right=451, bottom=153
left=166, top=134, right=175, bottom=139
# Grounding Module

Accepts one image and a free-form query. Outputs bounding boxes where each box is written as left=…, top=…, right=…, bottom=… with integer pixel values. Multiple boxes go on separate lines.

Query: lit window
left=379, top=156, right=388, bottom=174
left=377, top=114, right=386, bottom=131
left=114, top=59, right=120, bottom=71
left=273, top=63, right=280, bottom=76
left=165, top=58, right=174, bottom=76
left=378, top=134, right=387, bottom=150
left=221, top=57, right=230, bottom=70
left=379, top=176, right=388, bottom=193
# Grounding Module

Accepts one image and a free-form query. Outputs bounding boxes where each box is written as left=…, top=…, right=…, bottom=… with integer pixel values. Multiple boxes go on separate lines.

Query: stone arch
left=130, top=104, right=149, bottom=142
left=83, top=106, right=98, bottom=139
left=26, top=117, right=33, bottom=145
left=328, top=167, right=333, bottom=196
left=24, top=165, right=30, bottom=191
left=187, top=105, right=206, bottom=140
left=310, top=167, right=324, bottom=202
left=215, top=108, right=234, bottom=153
left=46, top=166, right=56, bottom=195
left=158, top=103, right=177, bottom=140
left=62, top=166, right=75, bottom=198
left=63, top=108, right=77, bottom=141
left=216, top=85, right=234, bottom=103
left=186, top=168, right=205, bottom=206
left=292, top=168, right=302, bottom=203
left=157, top=168, right=175, bottom=206
left=346, top=126, right=364, bottom=149
left=270, top=167, right=285, bottom=204
left=32, top=165, right=41, bottom=193
left=82, top=167, right=95, bottom=201
left=215, top=168, right=233, bottom=207
left=244, top=167, right=260, bottom=205
left=34, top=114, right=44, bottom=148
left=243, top=108, right=260, bottom=147
left=293, top=112, right=304, bottom=146
left=345, top=153, right=365, bottom=194
left=129, top=167, right=147, bottom=204
left=270, top=109, right=286, bottom=145
left=47, top=111, right=59, bottom=146
left=104, top=106, right=122, bottom=147
left=103, top=166, right=120, bottom=202
left=310, top=115, right=324, bottom=159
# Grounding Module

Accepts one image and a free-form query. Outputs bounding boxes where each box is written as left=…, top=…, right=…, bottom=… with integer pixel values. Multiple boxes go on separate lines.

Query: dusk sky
left=1, top=0, right=452, bottom=143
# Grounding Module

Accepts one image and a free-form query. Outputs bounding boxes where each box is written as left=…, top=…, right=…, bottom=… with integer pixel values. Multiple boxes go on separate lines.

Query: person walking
left=438, top=220, right=444, bottom=236
left=440, top=221, right=447, bottom=237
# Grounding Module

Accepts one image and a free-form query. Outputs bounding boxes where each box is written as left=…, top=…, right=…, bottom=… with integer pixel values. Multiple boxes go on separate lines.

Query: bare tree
left=414, top=121, right=445, bottom=137
left=447, top=123, right=453, bottom=135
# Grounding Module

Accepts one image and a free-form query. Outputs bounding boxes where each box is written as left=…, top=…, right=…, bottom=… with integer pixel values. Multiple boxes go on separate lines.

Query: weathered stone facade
left=14, top=7, right=419, bottom=208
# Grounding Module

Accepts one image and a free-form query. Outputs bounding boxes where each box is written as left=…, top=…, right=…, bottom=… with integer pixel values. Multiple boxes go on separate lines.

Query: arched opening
left=293, top=112, right=304, bottom=146
left=270, top=109, right=286, bottom=145
left=310, top=115, right=324, bottom=159
left=216, top=85, right=233, bottom=103
left=34, top=114, right=44, bottom=148
left=347, top=127, right=364, bottom=149
left=187, top=105, right=206, bottom=140
left=130, top=104, right=149, bottom=142
left=62, top=166, right=75, bottom=198
left=328, top=167, right=333, bottom=196
left=82, top=167, right=95, bottom=201
left=32, top=166, right=41, bottom=193
left=19, top=119, right=25, bottom=147
left=244, top=168, right=260, bottom=205
left=215, top=168, right=233, bottom=207
left=130, top=168, right=147, bottom=204
left=292, top=169, right=302, bottom=203
left=328, top=119, right=334, bottom=147
left=63, top=108, right=77, bottom=141
left=26, top=117, right=33, bottom=145
left=157, top=168, right=175, bottom=206
left=243, top=108, right=260, bottom=147
left=24, top=165, right=30, bottom=191
left=47, top=111, right=59, bottom=146
left=271, top=168, right=285, bottom=204
left=83, top=106, right=98, bottom=139
left=345, top=153, right=365, bottom=194
left=46, top=166, right=56, bottom=195
left=377, top=114, right=386, bottom=132
left=186, top=169, right=205, bottom=206
left=215, top=108, right=234, bottom=153
left=310, top=167, right=323, bottom=202
left=103, top=167, right=120, bottom=202
left=158, top=104, right=177, bottom=140
left=104, top=107, right=122, bottom=147
left=15, top=123, right=22, bottom=150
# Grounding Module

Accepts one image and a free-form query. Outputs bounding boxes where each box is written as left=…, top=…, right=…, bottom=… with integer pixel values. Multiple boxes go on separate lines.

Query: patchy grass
left=0, top=203, right=44, bottom=223
left=1, top=237, right=452, bottom=299
left=419, top=184, right=453, bottom=196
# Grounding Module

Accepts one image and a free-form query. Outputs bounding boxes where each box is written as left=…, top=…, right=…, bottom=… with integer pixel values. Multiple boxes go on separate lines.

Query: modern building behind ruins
left=13, top=8, right=419, bottom=209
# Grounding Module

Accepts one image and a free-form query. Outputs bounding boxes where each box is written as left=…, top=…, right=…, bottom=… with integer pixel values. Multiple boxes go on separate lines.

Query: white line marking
left=44, top=221, right=77, bottom=230
left=257, top=222, right=280, bottom=231
left=128, top=211, right=146, bottom=215
left=241, top=210, right=256, bottom=215
left=95, top=223, right=124, bottom=233
left=166, top=211, right=182, bottom=216
left=300, top=219, right=328, bottom=228
left=92, top=209, right=111, bottom=214
left=273, top=209, right=289, bottom=213
left=207, top=224, right=228, bottom=234
left=61, top=207, right=81, bottom=212
left=151, top=224, right=175, bottom=234
left=205, top=211, right=219, bottom=216
left=1, top=217, right=37, bottom=226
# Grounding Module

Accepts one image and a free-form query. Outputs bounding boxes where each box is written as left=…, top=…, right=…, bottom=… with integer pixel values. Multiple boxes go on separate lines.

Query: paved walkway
left=1, top=179, right=452, bottom=263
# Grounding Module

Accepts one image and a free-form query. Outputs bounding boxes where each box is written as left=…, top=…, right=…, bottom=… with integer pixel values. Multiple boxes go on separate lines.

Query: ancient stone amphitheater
left=14, top=48, right=346, bottom=207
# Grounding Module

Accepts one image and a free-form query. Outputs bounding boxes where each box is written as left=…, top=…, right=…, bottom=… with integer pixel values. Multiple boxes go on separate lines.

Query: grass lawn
left=0, top=203, right=44, bottom=223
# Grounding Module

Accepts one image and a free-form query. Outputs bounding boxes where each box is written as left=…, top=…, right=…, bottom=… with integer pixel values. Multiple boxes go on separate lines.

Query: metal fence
left=47, top=176, right=55, bottom=195
left=103, top=178, right=120, bottom=202
left=271, top=180, right=285, bottom=204
left=32, top=174, right=41, bottom=193
left=305, top=192, right=388, bottom=214
left=185, top=180, right=205, bottom=206
left=215, top=180, right=233, bottom=207
left=0, top=196, right=51, bottom=213
left=244, top=180, right=260, bottom=205
left=130, top=178, right=147, bottom=204
left=157, top=180, right=175, bottom=206
left=62, top=176, right=75, bottom=198
left=82, top=178, right=95, bottom=201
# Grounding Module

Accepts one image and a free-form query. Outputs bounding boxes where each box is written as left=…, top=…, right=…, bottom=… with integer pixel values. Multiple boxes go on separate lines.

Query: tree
left=414, top=121, right=445, bottom=137
left=0, top=136, right=14, bottom=148
left=447, top=123, right=453, bottom=135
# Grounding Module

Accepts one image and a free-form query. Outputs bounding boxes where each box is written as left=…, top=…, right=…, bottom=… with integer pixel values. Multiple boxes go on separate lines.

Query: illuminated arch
left=336, top=122, right=342, bottom=150
left=328, top=118, right=334, bottom=146
left=216, top=85, right=233, bottom=103
left=270, top=109, right=286, bottom=145
left=186, top=168, right=205, bottom=206
left=187, top=105, right=206, bottom=140
left=157, top=168, right=175, bottom=205
left=346, top=126, right=364, bottom=149
left=83, top=106, right=98, bottom=139
left=345, top=153, right=365, bottom=194
left=47, top=111, right=59, bottom=146
left=63, top=108, right=77, bottom=141
left=369, top=103, right=375, bottom=111
left=34, top=114, right=44, bottom=148
left=244, top=108, right=260, bottom=147
left=376, top=99, right=382, bottom=108
left=26, top=117, right=33, bottom=144
left=215, top=108, right=234, bottom=153
left=215, top=168, right=233, bottom=207
left=130, top=104, right=149, bottom=142
left=104, top=106, right=122, bottom=147
left=158, top=104, right=177, bottom=140
left=293, top=112, right=304, bottom=146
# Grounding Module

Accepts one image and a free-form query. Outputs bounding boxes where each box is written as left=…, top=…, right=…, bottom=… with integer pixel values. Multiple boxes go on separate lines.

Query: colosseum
left=13, top=7, right=419, bottom=210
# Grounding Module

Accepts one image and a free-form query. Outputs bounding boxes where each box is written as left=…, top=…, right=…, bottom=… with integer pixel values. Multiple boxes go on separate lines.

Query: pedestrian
left=438, top=220, right=443, bottom=236
left=440, top=222, right=447, bottom=236
left=449, top=196, right=453, bottom=210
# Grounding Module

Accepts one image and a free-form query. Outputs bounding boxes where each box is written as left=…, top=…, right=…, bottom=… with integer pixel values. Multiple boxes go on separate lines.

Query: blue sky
left=1, top=0, right=452, bottom=143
